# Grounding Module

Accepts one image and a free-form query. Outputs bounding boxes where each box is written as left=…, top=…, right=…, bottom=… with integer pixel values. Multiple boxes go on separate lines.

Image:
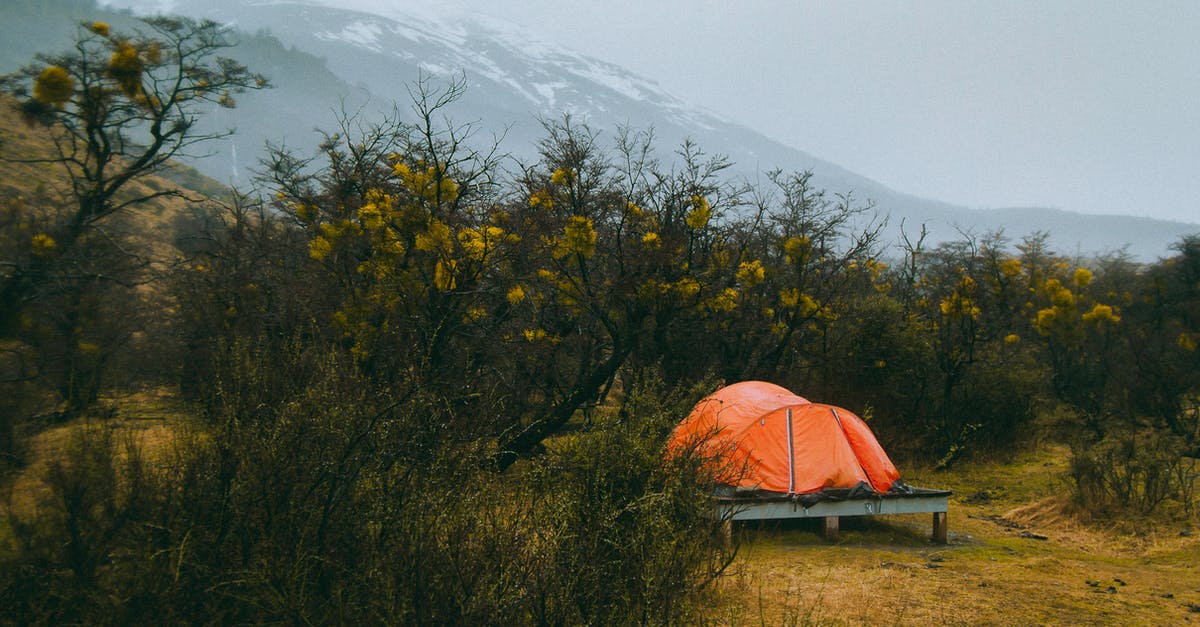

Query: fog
left=107, top=0, right=1200, bottom=223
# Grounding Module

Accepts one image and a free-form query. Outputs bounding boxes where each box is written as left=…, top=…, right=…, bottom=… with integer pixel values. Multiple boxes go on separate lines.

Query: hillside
left=4, top=0, right=1196, bottom=260
left=0, top=94, right=225, bottom=263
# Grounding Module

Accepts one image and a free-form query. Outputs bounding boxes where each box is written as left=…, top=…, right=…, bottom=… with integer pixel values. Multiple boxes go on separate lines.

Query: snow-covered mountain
left=177, top=0, right=851, bottom=172
left=11, top=0, right=1199, bottom=259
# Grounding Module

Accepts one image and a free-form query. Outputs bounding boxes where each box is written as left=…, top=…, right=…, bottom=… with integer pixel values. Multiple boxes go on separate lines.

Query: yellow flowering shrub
left=783, top=235, right=810, bottom=264
left=308, top=236, right=332, bottom=260
left=416, top=219, right=453, bottom=255
left=563, top=216, right=596, bottom=258
left=1043, top=278, right=1075, bottom=307
left=507, top=284, right=526, bottom=304
left=999, top=258, right=1022, bottom=278
left=671, top=278, right=701, bottom=298
left=108, top=41, right=144, bottom=97
left=685, top=195, right=711, bottom=229
left=736, top=260, right=765, bottom=286
left=706, top=287, right=739, bottom=312
left=33, top=66, right=73, bottom=107
left=799, top=293, right=819, bottom=317
left=523, top=328, right=557, bottom=343
left=1033, top=307, right=1057, bottom=335
left=939, top=276, right=980, bottom=320
left=1081, top=303, right=1119, bottom=325
left=357, top=203, right=384, bottom=230
left=393, top=161, right=459, bottom=204
left=1073, top=267, right=1093, bottom=288
left=529, top=189, right=553, bottom=209
left=779, top=289, right=820, bottom=317
left=30, top=233, right=57, bottom=257
left=458, top=225, right=505, bottom=262
left=550, top=168, right=574, bottom=186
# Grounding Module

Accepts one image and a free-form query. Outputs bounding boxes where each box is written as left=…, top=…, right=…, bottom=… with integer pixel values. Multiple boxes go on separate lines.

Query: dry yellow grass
left=1, top=388, right=192, bottom=524
left=3, top=379, right=1197, bottom=625
left=709, top=446, right=1200, bottom=625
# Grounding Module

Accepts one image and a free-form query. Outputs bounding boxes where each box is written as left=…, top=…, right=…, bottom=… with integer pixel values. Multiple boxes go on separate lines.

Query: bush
left=524, top=373, right=735, bottom=624
left=1068, top=422, right=1198, bottom=517
left=0, top=422, right=157, bottom=621
left=0, top=366, right=732, bottom=624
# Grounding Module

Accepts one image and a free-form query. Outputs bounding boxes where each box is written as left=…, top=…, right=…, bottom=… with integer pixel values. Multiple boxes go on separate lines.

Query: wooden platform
left=716, top=487, right=951, bottom=543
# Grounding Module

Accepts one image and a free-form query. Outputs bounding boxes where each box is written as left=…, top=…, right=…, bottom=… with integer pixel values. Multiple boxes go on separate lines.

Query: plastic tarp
left=668, top=381, right=901, bottom=495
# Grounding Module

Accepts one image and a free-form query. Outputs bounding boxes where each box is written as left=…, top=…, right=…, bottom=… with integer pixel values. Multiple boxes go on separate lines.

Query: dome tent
left=667, top=381, right=902, bottom=497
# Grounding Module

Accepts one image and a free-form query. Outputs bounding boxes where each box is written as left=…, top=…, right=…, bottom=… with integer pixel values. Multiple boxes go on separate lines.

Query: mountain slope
left=7, top=0, right=1196, bottom=260
left=0, top=92, right=225, bottom=267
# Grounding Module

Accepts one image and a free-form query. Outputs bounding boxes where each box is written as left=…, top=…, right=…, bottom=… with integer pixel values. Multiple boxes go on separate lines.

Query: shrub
left=1068, top=422, right=1197, bottom=517
left=0, top=366, right=733, bottom=624
left=524, top=373, right=735, bottom=624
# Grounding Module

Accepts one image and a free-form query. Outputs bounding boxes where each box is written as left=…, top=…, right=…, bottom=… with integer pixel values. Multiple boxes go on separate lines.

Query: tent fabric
left=668, top=381, right=901, bottom=495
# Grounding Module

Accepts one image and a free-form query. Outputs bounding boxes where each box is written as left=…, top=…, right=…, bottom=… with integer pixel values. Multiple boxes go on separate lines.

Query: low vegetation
left=719, top=446, right=1200, bottom=625
left=1, top=16, right=1197, bottom=623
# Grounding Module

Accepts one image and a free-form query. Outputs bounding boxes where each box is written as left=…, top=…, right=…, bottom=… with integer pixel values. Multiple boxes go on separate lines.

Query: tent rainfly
left=668, top=381, right=950, bottom=542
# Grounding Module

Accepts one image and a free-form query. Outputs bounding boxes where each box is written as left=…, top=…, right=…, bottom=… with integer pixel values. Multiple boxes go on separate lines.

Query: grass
left=1, top=387, right=192, bottom=534
left=4, top=393, right=1198, bottom=625
left=709, top=445, right=1200, bottom=625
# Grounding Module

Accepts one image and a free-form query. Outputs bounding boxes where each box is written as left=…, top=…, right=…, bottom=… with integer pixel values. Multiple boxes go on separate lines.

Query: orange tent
left=667, top=381, right=901, bottom=495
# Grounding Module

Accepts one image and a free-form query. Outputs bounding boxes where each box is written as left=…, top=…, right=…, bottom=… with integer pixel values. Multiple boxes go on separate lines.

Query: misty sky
left=122, top=0, right=1200, bottom=223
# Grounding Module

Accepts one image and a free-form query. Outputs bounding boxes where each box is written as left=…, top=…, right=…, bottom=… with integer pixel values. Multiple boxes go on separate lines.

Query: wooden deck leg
left=932, top=511, right=948, bottom=544
left=823, top=516, right=839, bottom=542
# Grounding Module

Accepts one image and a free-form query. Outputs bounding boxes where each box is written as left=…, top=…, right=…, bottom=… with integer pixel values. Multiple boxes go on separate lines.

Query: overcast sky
left=135, top=0, right=1200, bottom=223
left=453, top=0, right=1200, bottom=223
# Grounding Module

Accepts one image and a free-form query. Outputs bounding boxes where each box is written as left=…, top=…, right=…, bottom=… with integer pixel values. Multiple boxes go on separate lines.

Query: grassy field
left=1, top=388, right=192, bottom=538
left=4, top=398, right=1198, bottom=625
left=709, top=446, right=1200, bottom=625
